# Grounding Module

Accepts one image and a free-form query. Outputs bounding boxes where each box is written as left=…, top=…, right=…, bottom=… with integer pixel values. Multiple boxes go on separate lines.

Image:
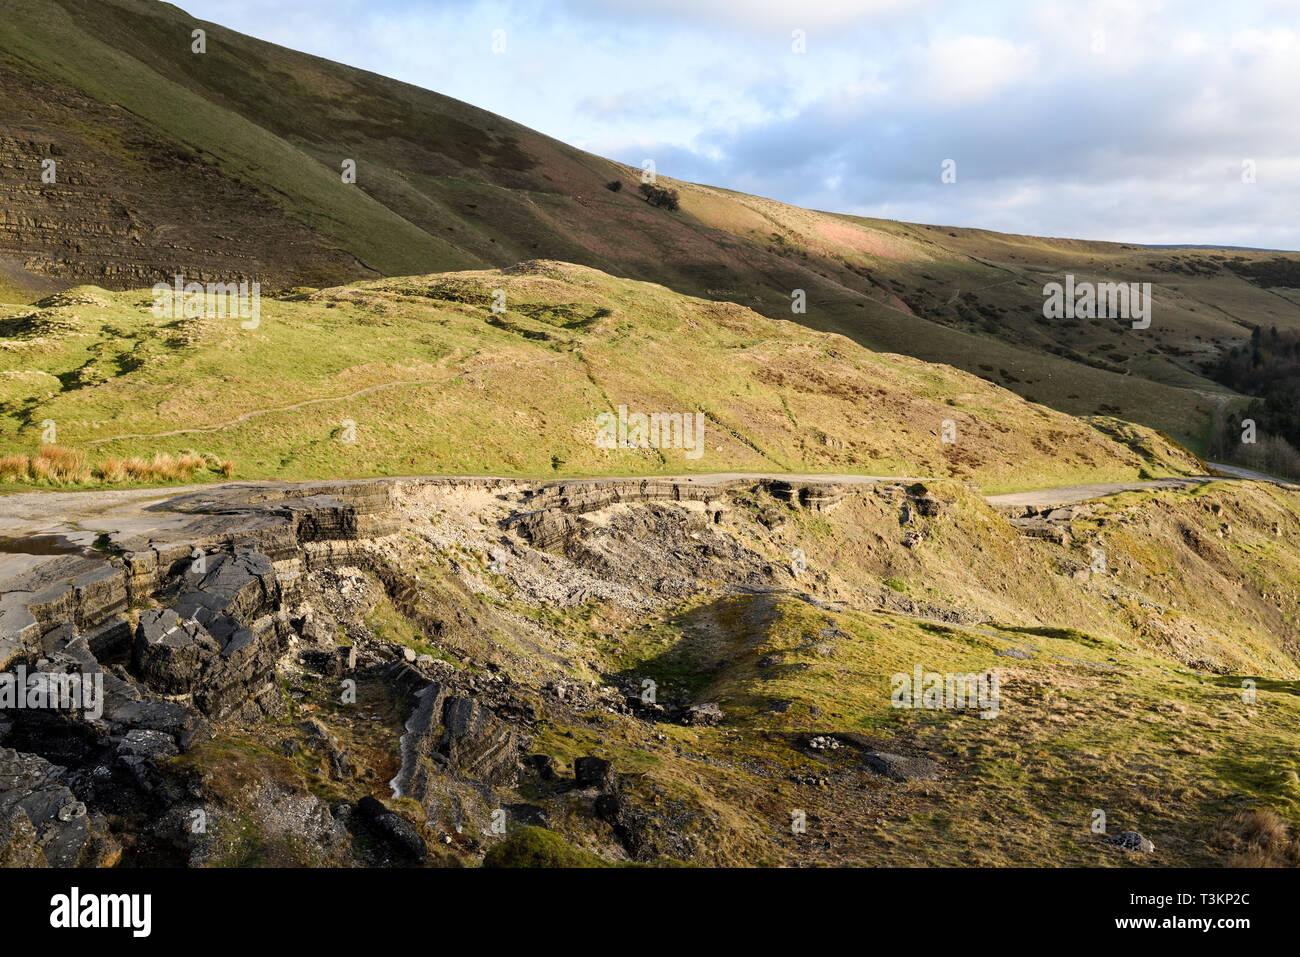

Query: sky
left=179, top=0, right=1300, bottom=249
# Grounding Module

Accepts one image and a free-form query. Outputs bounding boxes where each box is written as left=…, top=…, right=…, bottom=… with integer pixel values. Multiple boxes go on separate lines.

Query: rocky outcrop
left=510, top=479, right=730, bottom=551
left=391, top=674, right=520, bottom=800
left=520, top=479, right=727, bottom=516
left=574, top=755, right=614, bottom=790
left=132, top=550, right=290, bottom=721
left=0, top=64, right=363, bottom=290
left=993, top=502, right=1093, bottom=546
left=1104, top=830, right=1155, bottom=853
left=861, top=751, right=940, bottom=782
left=356, top=796, right=427, bottom=864
left=761, top=479, right=848, bottom=512
left=0, top=480, right=411, bottom=866
left=0, top=747, right=119, bottom=867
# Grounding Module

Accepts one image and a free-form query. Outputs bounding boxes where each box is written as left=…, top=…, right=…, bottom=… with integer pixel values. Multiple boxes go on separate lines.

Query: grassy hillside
left=2, top=0, right=1299, bottom=457
left=0, top=262, right=1202, bottom=492
left=273, top=472, right=1300, bottom=866
left=518, top=476, right=1300, bottom=864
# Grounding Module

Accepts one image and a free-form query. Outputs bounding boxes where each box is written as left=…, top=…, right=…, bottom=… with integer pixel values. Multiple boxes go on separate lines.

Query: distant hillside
left=3, top=0, right=1300, bottom=459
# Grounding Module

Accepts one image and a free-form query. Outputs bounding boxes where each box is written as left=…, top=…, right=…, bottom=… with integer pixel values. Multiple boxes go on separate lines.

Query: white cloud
left=909, top=36, right=1039, bottom=105
left=562, top=0, right=925, bottom=30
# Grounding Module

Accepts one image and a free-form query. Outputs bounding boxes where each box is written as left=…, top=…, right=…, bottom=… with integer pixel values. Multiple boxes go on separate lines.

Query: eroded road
left=0, top=465, right=1292, bottom=594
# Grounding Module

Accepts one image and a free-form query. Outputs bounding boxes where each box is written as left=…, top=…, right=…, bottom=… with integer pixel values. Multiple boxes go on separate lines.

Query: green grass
left=0, top=265, right=1204, bottom=492
left=482, top=826, right=608, bottom=868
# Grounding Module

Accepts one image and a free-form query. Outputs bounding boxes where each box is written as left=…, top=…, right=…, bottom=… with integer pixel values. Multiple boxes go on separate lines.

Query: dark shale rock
left=574, top=755, right=614, bottom=789
left=440, top=695, right=519, bottom=785
left=131, top=552, right=290, bottom=721
left=0, top=746, right=119, bottom=867
left=525, top=753, right=558, bottom=780
left=356, top=795, right=427, bottom=864
left=862, top=750, right=939, bottom=782
left=133, top=609, right=221, bottom=695
left=1104, top=830, right=1155, bottom=853
left=512, top=508, right=578, bottom=551
left=392, top=679, right=520, bottom=800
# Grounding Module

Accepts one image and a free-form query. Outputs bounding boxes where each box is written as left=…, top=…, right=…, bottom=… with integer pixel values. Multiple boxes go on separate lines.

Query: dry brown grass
left=1214, top=808, right=1300, bottom=867
left=0, top=454, right=29, bottom=482
left=94, top=456, right=127, bottom=482
left=0, top=445, right=91, bottom=484
left=0, top=446, right=235, bottom=487
left=126, top=453, right=196, bottom=482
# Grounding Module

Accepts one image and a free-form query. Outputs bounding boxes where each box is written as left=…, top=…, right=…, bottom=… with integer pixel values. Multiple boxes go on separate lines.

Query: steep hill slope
left=3, top=0, right=1300, bottom=455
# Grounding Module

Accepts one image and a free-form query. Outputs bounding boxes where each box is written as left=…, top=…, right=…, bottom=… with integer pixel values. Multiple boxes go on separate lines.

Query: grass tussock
left=1213, top=808, right=1300, bottom=867
left=0, top=445, right=235, bottom=487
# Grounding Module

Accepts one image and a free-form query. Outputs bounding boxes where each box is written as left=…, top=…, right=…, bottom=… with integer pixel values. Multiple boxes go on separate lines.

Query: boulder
left=684, top=702, right=725, bottom=726
left=862, top=750, right=939, bottom=782
left=356, top=796, right=426, bottom=863
left=1104, top=830, right=1155, bottom=853
left=574, top=755, right=613, bottom=789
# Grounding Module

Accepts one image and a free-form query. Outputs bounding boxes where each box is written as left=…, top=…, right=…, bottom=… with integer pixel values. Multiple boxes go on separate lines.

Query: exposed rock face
left=392, top=675, right=521, bottom=799
left=511, top=509, right=579, bottom=551
left=521, top=479, right=726, bottom=517
left=356, top=796, right=427, bottom=864
left=510, top=479, right=729, bottom=552
left=440, top=696, right=519, bottom=785
left=0, top=481, right=408, bottom=866
left=0, top=747, right=119, bottom=867
left=574, top=756, right=614, bottom=790
left=995, top=501, right=1093, bottom=546
left=0, top=472, right=944, bottom=867
left=132, top=550, right=290, bottom=720
left=531, top=501, right=778, bottom=603
left=0, top=64, right=363, bottom=289
left=761, top=479, right=847, bottom=512
left=134, top=611, right=218, bottom=691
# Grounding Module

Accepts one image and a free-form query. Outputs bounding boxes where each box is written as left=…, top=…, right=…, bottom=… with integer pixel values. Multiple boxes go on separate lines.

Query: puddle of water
left=0, top=534, right=85, bottom=556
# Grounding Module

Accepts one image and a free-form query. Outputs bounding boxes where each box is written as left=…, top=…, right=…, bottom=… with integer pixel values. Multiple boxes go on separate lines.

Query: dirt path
left=987, top=465, right=1295, bottom=511
left=985, top=476, right=1220, bottom=510
left=1206, top=460, right=1292, bottom=483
